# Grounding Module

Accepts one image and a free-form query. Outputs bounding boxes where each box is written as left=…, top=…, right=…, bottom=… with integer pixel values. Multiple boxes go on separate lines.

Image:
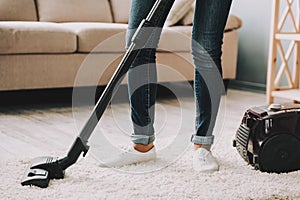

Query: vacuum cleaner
left=233, top=103, right=300, bottom=173
left=21, top=0, right=175, bottom=188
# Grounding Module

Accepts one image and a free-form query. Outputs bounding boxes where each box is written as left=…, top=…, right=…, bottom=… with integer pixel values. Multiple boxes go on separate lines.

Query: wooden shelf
left=272, top=89, right=300, bottom=102
left=267, top=0, right=300, bottom=103
left=275, top=33, right=300, bottom=41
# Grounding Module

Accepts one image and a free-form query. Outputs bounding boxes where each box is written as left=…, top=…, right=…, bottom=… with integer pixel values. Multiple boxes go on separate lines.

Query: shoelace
left=197, top=151, right=209, bottom=163
left=119, top=146, right=136, bottom=155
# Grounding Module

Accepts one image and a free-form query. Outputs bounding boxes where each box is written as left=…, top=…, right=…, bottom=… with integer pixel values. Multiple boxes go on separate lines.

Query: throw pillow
left=110, top=0, right=132, bottom=23
left=0, top=0, right=37, bottom=21
left=182, top=2, right=195, bottom=25
left=165, top=0, right=195, bottom=26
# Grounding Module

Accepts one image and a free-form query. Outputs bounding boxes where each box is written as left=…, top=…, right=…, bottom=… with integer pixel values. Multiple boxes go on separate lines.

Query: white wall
left=230, top=0, right=273, bottom=91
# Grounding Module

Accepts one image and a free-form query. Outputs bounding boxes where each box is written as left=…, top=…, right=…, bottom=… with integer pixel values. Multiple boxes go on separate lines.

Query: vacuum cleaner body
left=233, top=103, right=300, bottom=173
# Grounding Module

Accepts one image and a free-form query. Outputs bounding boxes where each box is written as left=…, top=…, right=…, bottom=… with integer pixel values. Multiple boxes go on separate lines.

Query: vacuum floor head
left=21, top=157, right=65, bottom=188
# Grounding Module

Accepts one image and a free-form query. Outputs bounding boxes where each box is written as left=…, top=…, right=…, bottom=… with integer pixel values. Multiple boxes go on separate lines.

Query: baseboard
left=228, top=79, right=266, bottom=93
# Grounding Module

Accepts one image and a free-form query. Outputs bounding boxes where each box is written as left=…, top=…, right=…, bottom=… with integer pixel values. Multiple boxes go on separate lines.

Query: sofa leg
left=223, top=79, right=230, bottom=94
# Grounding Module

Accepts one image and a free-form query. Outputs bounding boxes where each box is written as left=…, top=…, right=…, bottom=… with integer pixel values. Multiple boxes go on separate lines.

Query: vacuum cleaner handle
left=59, top=0, right=175, bottom=170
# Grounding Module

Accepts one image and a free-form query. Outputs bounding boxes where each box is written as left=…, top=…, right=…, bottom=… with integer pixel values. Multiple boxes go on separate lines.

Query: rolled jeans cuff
left=131, top=134, right=155, bottom=145
left=191, top=134, right=214, bottom=145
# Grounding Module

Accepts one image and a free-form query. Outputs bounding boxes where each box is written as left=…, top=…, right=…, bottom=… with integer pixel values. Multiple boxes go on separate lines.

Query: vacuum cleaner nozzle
left=21, top=156, right=65, bottom=188
left=21, top=137, right=89, bottom=188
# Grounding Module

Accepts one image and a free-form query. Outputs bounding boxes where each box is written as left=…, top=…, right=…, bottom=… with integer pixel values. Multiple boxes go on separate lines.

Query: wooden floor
left=0, top=89, right=267, bottom=161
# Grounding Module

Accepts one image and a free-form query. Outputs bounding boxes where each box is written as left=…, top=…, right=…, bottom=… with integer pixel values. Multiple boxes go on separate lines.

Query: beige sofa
left=0, top=0, right=242, bottom=91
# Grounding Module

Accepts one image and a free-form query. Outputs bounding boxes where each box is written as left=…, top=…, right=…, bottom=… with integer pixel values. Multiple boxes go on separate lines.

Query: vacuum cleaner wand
left=21, top=0, right=175, bottom=188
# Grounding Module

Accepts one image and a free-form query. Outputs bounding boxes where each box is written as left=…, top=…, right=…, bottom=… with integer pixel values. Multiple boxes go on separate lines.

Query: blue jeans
left=126, top=0, right=232, bottom=145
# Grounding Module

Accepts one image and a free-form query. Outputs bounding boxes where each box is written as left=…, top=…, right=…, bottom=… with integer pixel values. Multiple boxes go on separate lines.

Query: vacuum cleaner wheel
left=259, top=133, right=300, bottom=173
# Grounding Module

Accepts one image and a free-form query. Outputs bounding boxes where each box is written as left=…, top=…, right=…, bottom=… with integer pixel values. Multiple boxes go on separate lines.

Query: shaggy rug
left=2, top=146, right=300, bottom=200
left=1, top=90, right=300, bottom=200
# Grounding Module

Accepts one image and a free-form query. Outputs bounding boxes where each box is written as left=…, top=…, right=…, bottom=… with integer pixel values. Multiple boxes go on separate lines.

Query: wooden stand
left=267, top=0, right=300, bottom=103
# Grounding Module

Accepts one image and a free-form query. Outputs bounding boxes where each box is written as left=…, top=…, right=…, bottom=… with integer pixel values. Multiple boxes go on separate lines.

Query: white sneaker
left=193, top=148, right=219, bottom=172
left=98, top=146, right=156, bottom=168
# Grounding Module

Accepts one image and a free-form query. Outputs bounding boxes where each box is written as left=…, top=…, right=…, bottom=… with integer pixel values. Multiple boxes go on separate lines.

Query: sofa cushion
left=110, top=0, right=132, bottom=23
left=63, top=22, right=128, bottom=52
left=0, top=22, right=76, bottom=54
left=62, top=22, right=194, bottom=53
left=0, top=0, right=37, bottom=21
left=110, top=0, right=195, bottom=26
left=159, top=26, right=192, bottom=52
left=37, top=0, right=113, bottom=23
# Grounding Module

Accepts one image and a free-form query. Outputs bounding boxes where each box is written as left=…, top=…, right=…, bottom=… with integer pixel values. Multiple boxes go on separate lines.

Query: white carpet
left=1, top=90, right=300, bottom=200
left=2, top=134, right=300, bottom=199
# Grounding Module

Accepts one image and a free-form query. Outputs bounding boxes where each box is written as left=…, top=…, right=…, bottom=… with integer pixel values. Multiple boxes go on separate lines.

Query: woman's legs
left=191, top=0, right=232, bottom=148
left=127, top=0, right=233, bottom=149
left=100, top=0, right=233, bottom=169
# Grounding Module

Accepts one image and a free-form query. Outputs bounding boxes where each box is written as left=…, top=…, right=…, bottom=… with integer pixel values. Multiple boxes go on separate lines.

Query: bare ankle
left=134, top=143, right=154, bottom=153
left=194, top=144, right=211, bottom=151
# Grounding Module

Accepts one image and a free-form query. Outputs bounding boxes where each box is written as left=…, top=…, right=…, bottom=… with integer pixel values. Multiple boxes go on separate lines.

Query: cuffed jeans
left=126, top=0, right=232, bottom=145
